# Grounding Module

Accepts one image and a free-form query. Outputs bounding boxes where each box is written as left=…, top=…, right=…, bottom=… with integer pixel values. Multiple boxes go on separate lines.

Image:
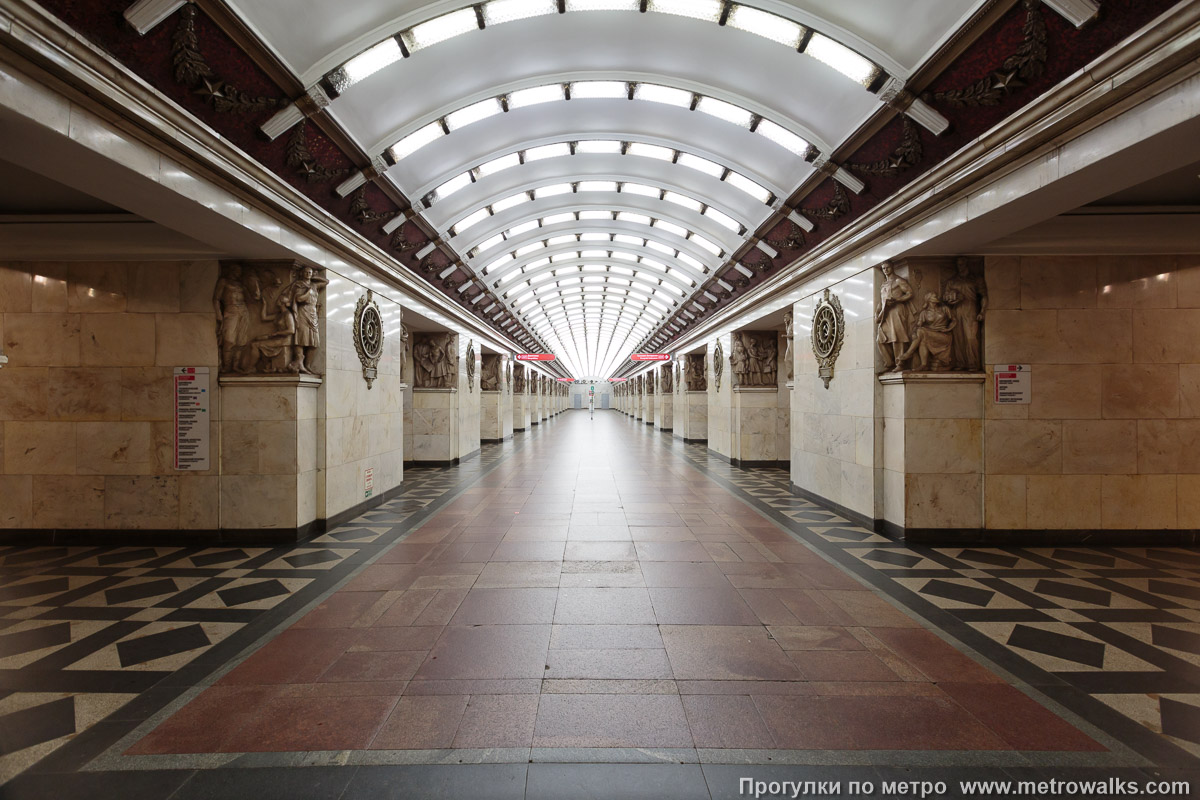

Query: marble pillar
left=656, top=365, right=673, bottom=432
left=878, top=373, right=985, bottom=535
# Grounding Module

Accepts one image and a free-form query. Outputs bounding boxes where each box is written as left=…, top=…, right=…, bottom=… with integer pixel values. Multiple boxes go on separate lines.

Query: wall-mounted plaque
left=812, top=288, right=845, bottom=390
left=353, top=289, right=385, bottom=389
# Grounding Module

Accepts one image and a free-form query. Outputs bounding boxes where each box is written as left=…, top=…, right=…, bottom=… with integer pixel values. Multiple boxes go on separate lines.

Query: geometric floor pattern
left=0, top=455, right=507, bottom=786
left=681, top=444, right=1200, bottom=769
left=1, top=413, right=1198, bottom=798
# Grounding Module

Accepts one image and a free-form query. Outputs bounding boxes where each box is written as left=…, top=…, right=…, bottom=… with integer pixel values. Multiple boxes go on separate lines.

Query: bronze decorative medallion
left=811, top=288, right=845, bottom=389
left=353, top=289, right=384, bottom=389
left=713, top=341, right=724, bottom=392
left=466, top=340, right=476, bottom=391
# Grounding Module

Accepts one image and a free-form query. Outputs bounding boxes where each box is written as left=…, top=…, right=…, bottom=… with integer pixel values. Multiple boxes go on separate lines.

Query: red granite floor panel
left=126, top=414, right=1108, bottom=758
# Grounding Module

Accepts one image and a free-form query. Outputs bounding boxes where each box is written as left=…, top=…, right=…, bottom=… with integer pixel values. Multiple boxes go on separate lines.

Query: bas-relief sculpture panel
left=412, top=331, right=457, bottom=389
left=481, top=354, right=502, bottom=391
left=685, top=353, right=706, bottom=391
left=876, top=257, right=987, bottom=374
left=214, top=260, right=328, bottom=377
left=730, top=331, right=778, bottom=388
left=783, top=310, right=794, bottom=382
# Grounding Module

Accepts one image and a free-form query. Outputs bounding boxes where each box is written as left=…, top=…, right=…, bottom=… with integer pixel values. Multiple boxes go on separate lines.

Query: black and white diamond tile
left=0, top=451, right=517, bottom=785
left=674, top=440, right=1200, bottom=763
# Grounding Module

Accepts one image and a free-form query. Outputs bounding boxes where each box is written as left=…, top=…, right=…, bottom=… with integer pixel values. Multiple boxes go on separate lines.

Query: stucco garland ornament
left=713, top=341, right=724, bottom=392
left=353, top=289, right=385, bottom=389
left=811, top=288, right=846, bottom=390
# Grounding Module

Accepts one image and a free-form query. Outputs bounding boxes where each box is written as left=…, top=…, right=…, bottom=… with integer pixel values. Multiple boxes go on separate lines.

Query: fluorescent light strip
left=430, top=141, right=775, bottom=206
left=386, top=83, right=818, bottom=162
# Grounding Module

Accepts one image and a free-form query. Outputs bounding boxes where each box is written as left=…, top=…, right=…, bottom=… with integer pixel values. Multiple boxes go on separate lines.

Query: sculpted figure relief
left=513, top=365, right=525, bottom=394
left=400, top=323, right=411, bottom=382
left=684, top=354, right=706, bottom=391
left=731, top=332, right=778, bottom=387
left=874, top=257, right=987, bottom=375
left=783, top=310, right=794, bottom=381
left=942, top=257, right=988, bottom=371
left=215, top=261, right=327, bottom=377
left=876, top=260, right=914, bottom=373
left=413, top=332, right=457, bottom=389
left=661, top=364, right=673, bottom=394
left=481, top=354, right=501, bottom=391
left=214, top=262, right=251, bottom=374
left=900, top=293, right=957, bottom=372
left=277, top=266, right=328, bottom=375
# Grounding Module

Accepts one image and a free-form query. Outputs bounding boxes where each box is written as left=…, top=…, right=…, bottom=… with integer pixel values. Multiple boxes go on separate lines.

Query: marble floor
left=1, top=411, right=1199, bottom=799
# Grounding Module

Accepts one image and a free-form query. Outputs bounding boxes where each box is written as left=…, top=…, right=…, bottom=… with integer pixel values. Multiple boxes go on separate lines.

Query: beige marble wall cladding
left=500, top=365, right=514, bottom=439
left=707, top=335, right=733, bottom=458
left=732, top=388, right=779, bottom=462
left=0, top=261, right=222, bottom=530
left=657, top=373, right=673, bottom=431
left=220, top=382, right=317, bottom=530
left=458, top=341, right=481, bottom=459
left=879, top=376, right=985, bottom=530
left=412, top=388, right=458, bottom=462
left=778, top=333, right=792, bottom=463
left=791, top=277, right=877, bottom=520
left=481, top=392, right=504, bottom=440
left=0, top=260, right=410, bottom=532
left=981, top=254, right=1200, bottom=530
left=514, top=390, right=530, bottom=431
left=322, top=272, right=404, bottom=519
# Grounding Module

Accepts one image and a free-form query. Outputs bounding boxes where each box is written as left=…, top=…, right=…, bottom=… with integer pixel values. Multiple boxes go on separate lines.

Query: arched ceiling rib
left=418, top=141, right=780, bottom=214
left=454, top=201, right=736, bottom=261
left=470, top=219, right=720, bottom=276
left=444, top=181, right=757, bottom=244
left=366, top=76, right=829, bottom=168
left=386, top=113, right=811, bottom=196
left=231, top=0, right=979, bottom=84
left=225, top=0, right=984, bottom=376
left=488, top=242, right=708, bottom=286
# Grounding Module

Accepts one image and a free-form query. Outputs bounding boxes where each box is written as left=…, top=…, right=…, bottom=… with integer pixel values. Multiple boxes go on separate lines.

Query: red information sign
left=516, top=354, right=556, bottom=361
left=611, top=377, right=629, bottom=382
left=556, top=378, right=573, bottom=382
left=631, top=354, right=670, bottom=362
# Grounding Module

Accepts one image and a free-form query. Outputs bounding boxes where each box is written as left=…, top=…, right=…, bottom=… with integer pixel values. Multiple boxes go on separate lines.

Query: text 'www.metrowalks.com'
left=739, top=777, right=1192, bottom=799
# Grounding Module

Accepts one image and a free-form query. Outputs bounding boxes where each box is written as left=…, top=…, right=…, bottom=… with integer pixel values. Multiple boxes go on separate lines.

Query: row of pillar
left=614, top=337, right=788, bottom=470
left=408, top=342, right=568, bottom=467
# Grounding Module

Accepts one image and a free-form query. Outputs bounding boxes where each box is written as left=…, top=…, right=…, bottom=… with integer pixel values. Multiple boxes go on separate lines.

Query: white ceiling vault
left=225, top=0, right=986, bottom=379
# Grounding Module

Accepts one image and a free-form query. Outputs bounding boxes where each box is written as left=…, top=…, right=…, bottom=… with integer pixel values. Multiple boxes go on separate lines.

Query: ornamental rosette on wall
left=353, top=289, right=385, bottom=389
left=811, top=289, right=845, bottom=390
left=712, top=341, right=724, bottom=392
left=466, top=341, right=476, bottom=391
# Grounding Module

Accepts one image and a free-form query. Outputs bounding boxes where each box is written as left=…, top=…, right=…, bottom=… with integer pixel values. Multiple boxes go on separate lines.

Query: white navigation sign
left=993, top=364, right=1031, bottom=405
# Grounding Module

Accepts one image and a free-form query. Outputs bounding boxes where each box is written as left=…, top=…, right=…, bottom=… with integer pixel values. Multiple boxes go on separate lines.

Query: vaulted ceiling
left=225, top=0, right=983, bottom=378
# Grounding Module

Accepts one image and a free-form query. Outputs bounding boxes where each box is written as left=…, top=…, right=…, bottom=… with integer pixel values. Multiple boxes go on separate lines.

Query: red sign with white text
left=611, top=377, right=629, bottom=382
left=556, top=378, right=573, bottom=382
left=630, top=354, right=670, bottom=362
left=516, top=354, right=556, bottom=361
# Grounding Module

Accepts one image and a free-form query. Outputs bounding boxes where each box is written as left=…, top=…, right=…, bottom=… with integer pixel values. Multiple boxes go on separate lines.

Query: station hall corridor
left=2, top=410, right=1199, bottom=798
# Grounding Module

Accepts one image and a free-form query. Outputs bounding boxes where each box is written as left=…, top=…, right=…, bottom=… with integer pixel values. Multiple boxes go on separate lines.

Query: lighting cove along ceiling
left=232, top=0, right=980, bottom=378
left=38, top=0, right=1176, bottom=379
